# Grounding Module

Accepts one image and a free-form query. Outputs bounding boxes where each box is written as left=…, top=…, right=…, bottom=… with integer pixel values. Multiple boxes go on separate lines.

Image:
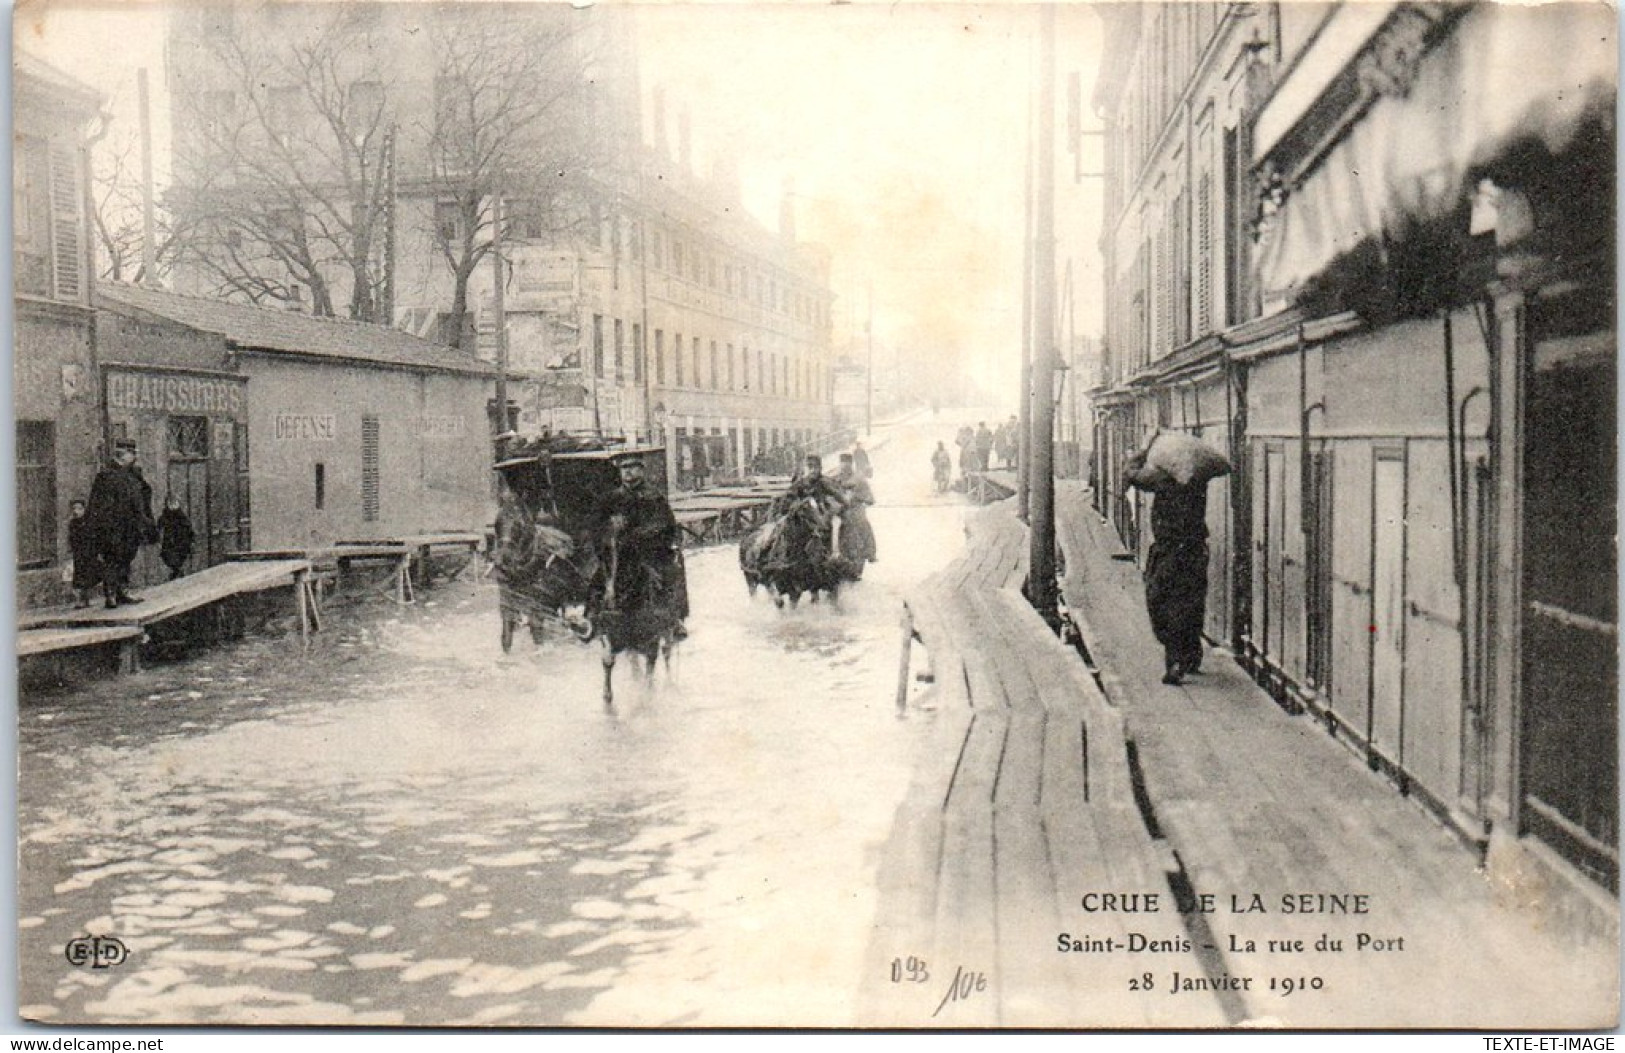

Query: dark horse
left=741, top=495, right=852, bottom=609
left=492, top=500, right=600, bottom=651
left=599, top=532, right=682, bottom=706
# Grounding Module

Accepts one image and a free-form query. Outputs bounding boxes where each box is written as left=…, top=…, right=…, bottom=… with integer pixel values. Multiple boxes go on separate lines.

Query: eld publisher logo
left=63, top=935, right=128, bottom=970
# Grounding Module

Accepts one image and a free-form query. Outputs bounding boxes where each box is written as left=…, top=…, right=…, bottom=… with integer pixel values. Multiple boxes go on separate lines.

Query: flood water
left=17, top=417, right=981, bottom=1027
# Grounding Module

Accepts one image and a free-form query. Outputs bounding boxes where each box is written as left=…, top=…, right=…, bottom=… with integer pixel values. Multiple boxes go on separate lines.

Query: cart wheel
left=570, top=613, right=595, bottom=642
left=501, top=615, right=516, bottom=654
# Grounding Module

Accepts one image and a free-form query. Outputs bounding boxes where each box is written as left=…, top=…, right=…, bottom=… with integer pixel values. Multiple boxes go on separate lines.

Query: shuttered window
left=47, top=143, right=82, bottom=302
left=1196, top=171, right=1214, bottom=337
left=1155, top=230, right=1170, bottom=357
left=361, top=415, right=380, bottom=522
left=17, top=421, right=56, bottom=569
left=1172, top=189, right=1190, bottom=348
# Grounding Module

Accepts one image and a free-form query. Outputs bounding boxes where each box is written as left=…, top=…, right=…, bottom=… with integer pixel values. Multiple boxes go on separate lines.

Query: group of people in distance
left=68, top=438, right=195, bottom=610
left=953, top=417, right=1020, bottom=478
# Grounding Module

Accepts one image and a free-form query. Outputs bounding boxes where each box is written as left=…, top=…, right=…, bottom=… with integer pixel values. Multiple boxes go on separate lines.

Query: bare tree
left=166, top=11, right=396, bottom=320
left=91, top=127, right=145, bottom=283
left=423, top=6, right=609, bottom=349
left=90, top=124, right=180, bottom=286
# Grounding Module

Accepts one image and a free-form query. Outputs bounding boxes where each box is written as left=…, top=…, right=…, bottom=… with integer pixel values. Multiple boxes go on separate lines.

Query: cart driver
left=604, top=454, right=689, bottom=637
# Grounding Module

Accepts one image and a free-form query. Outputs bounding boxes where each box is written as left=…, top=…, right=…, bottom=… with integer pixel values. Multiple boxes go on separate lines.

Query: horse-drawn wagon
left=489, top=437, right=667, bottom=652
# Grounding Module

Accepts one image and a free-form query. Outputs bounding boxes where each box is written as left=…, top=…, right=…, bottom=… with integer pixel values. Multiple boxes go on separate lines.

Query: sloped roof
left=98, top=283, right=493, bottom=377
left=14, top=51, right=104, bottom=111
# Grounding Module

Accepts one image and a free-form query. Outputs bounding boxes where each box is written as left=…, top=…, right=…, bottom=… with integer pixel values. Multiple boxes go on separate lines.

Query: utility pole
left=490, top=195, right=509, bottom=437
left=1026, top=2, right=1060, bottom=629
left=1018, top=45, right=1035, bottom=523
left=137, top=68, right=157, bottom=287
left=865, top=281, right=874, bottom=437
left=636, top=189, right=653, bottom=447
left=381, top=126, right=396, bottom=326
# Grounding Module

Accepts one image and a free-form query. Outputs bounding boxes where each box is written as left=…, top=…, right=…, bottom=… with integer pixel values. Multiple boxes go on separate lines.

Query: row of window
left=1110, top=134, right=1246, bottom=382
left=1115, top=2, right=1227, bottom=193
left=592, top=205, right=830, bottom=329
left=1106, top=15, right=1259, bottom=385
left=589, top=316, right=829, bottom=402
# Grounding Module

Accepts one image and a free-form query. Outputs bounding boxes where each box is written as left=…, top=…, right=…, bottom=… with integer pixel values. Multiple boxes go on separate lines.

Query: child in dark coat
left=158, top=494, right=195, bottom=580
left=66, top=499, right=100, bottom=608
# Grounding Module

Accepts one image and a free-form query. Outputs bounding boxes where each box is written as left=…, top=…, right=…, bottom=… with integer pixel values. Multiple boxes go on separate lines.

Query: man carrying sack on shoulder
left=1123, top=431, right=1231, bottom=686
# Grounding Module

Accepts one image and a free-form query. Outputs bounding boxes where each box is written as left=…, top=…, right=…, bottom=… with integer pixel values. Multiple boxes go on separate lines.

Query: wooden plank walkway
left=236, top=545, right=416, bottom=604
left=1051, top=481, right=1618, bottom=1029
left=19, top=560, right=311, bottom=631
left=669, top=491, right=773, bottom=545
left=17, top=625, right=146, bottom=674
left=964, top=470, right=1018, bottom=505
left=337, top=532, right=483, bottom=596
left=17, top=560, right=318, bottom=667
left=859, top=501, right=1225, bottom=1028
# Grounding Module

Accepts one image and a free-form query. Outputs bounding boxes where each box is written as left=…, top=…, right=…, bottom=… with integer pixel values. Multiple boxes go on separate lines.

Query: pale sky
left=637, top=2, right=1105, bottom=396
left=14, top=0, right=1106, bottom=400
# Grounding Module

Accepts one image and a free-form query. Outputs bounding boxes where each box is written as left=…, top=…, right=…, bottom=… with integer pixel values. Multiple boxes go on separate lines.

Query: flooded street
left=18, top=419, right=977, bottom=1028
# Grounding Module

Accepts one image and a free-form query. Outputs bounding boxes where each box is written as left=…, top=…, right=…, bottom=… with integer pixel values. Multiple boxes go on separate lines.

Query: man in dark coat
left=85, top=438, right=156, bottom=608
left=851, top=442, right=873, bottom=480
left=1131, top=461, right=1212, bottom=685
left=775, top=453, right=846, bottom=515
left=973, top=422, right=995, bottom=471
left=604, top=454, right=689, bottom=635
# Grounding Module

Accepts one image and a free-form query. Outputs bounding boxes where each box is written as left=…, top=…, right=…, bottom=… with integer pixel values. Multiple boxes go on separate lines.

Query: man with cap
left=776, top=453, right=846, bottom=515
left=85, top=438, right=157, bottom=608
left=604, top=452, right=688, bottom=636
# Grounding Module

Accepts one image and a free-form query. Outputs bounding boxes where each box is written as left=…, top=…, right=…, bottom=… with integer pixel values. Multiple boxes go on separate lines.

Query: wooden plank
left=931, top=707, right=1006, bottom=1028
left=337, top=532, right=481, bottom=550
left=858, top=684, right=975, bottom=1026
left=19, top=560, right=311, bottom=630
left=17, top=625, right=144, bottom=657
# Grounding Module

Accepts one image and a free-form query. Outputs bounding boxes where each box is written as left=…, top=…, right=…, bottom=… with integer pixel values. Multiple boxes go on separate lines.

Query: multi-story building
left=1090, top=0, right=1273, bottom=646
left=473, top=137, right=837, bottom=488
left=164, top=1, right=836, bottom=488
left=1091, top=1, right=1616, bottom=921
left=13, top=53, right=105, bottom=609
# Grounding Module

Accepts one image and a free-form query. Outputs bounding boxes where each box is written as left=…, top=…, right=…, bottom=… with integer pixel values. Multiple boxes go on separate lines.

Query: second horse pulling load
left=489, top=432, right=686, bottom=654
left=739, top=452, right=877, bottom=609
